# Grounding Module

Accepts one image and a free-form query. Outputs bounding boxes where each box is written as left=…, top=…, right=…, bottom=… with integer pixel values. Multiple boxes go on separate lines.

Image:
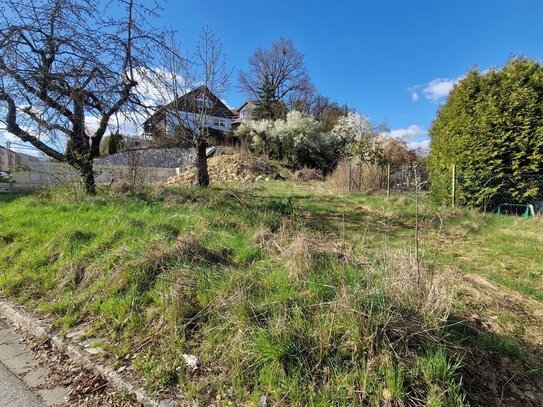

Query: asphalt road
left=0, top=361, right=44, bottom=407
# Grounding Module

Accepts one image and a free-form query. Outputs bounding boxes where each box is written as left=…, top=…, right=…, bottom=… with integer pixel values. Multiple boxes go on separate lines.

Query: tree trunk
left=79, top=161, right=96, bottom=195
left=196, top=142, right=210, bottom=187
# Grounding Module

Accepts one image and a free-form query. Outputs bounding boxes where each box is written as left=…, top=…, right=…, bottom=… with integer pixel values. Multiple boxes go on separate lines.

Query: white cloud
left=0, top=129, right=19, bottom=143
left=407, top=139, right=430, bottom=154
left=422, top=78, right=457, bottom=101
left=82, top=67, right=186, bottom=137
left=388, top=124, right=425, bottom=139
left=2, top=67, right=187, bottom=146
left=384, top=124, right=430, bottom=154
left=409, top=76, right=463, bottom=102
left=133, top=67, right=186, bottom=107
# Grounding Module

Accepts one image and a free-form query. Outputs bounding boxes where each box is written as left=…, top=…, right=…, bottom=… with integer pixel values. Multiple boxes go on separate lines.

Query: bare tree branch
left=0, top=0, right=167, bottom=194
left=0, top=88, right=65, bottom=160
left=150, top=26, right=231, bottom=186
left=238, top=38, right=314, bottom=120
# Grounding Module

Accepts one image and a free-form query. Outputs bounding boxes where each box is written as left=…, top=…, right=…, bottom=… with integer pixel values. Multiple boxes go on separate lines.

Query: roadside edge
left=0, top=298, right=179, bottom=407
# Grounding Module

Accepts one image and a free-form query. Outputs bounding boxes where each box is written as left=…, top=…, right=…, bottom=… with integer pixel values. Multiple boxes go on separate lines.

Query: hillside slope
left=0, top=182, right=541, bottom=406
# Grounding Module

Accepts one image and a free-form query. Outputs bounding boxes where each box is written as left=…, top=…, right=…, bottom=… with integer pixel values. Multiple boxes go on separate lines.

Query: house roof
left=144, top=86, right=234, bottom=126
left=237, top=100, right=256, bottom=111
left=0, top=145, right=16, bottom=154
left=169, top=86, right=235, bottom=118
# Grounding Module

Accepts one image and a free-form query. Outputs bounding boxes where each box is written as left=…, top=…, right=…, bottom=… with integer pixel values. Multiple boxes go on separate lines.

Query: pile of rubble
left=293, top=168, right=324, bottom=181
left=164, top=153, right=278, bottom=185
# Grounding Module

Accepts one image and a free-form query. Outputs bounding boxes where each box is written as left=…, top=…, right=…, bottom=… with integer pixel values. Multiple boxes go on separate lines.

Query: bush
left=428, top=58, right=543, bottom=208
left=0, top=171, right=11, bottom=183
left=236, top=111, right=344, bottom=171
left=100, top=132, right=125, bottom=155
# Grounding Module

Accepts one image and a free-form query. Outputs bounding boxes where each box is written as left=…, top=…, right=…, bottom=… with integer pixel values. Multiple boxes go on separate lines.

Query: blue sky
left=158, top=0, right=543, bottom=149
left=2, top=0, right=542, bottom=150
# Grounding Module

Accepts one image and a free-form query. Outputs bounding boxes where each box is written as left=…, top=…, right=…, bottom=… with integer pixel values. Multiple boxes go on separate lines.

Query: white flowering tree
left=237, top=111, right=342, bottom=171
left=330, top=112, right=372, bottom=145
left=238, top=119, right=275, bottom=157
left=331, top=112, right=383, bottom=164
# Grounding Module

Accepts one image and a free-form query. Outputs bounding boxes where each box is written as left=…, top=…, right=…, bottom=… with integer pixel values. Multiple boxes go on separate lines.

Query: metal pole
left=6, top=141, right=14, bottom=193
left=6, top=141, right=11, bottom=169
left=452, top=164, right=456, bottom=208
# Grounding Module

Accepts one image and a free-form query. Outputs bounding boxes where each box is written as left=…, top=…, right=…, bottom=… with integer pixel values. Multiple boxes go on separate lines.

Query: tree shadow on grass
left=444, top=314, right=543, bottom=406
left=0, top=190, right=34, bottom=204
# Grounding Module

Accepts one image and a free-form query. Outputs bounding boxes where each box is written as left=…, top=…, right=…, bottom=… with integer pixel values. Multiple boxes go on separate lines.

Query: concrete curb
left=0, top=298, right=177, bottom=407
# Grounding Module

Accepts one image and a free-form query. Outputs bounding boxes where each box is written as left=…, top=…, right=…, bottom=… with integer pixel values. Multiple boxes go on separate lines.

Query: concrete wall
left=9, top=161, right=177, bottom=191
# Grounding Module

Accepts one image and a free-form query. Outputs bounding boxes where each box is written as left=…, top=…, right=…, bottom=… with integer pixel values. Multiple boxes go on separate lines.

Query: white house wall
left=166, top=111, right=232, bottom=134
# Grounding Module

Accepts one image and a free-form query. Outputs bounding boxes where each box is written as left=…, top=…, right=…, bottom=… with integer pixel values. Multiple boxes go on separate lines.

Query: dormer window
left=196, top=95, right=213, bottom=109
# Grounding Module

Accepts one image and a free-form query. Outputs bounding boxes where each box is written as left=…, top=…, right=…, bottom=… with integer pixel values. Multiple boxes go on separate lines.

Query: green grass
left=0, top=182, right=541, bottom=406
left=440, top=213, right=543, bottom=301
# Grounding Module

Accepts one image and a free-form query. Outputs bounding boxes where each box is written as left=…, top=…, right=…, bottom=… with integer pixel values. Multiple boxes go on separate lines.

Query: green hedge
left=428, top=58, right=543, bottom=209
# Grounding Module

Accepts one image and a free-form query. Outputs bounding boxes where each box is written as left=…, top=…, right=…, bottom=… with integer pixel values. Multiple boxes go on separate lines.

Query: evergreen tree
left=108, top=133, right=124, bottom=155
left=428, top=58, right=543, bottom=209
left=253, top=88, right=288, bottom=120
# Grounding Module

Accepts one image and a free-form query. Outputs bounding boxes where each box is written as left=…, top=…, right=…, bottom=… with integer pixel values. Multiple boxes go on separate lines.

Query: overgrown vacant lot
left=0, top=182, right=542, bottom=406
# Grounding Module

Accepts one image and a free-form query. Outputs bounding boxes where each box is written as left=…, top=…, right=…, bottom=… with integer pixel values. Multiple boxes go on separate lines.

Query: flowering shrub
left=236, top=111, right=344, bottom=171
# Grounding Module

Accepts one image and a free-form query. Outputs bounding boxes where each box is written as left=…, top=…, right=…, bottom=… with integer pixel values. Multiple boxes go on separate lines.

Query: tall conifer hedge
left=428, top=58, right=543, bottom=209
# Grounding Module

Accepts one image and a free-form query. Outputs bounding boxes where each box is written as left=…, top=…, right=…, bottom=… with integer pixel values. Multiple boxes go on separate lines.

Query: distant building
left=0, top=145, right=19, bottom=170
left=123, top=135, right=151, bottom=150
left=232, top=101, right=256, bottom=129
left=0, top=145, right=40, bottom=171
left=144, top=86, right=235, bottom=146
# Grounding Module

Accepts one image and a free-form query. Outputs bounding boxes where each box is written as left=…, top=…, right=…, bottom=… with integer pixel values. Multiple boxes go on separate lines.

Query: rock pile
left=164, top=154, right=278, bottom=185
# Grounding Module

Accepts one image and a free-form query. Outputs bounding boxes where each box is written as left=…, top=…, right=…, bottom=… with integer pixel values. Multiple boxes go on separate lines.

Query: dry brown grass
left=379, top=248, right=455, bottom=325
left=328, top=159, right=387, bottom=193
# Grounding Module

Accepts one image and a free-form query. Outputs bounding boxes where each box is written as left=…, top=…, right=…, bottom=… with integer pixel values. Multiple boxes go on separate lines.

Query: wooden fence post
left=348, top=159, right=352, bottom=193
left=386, top=164, right=391, bottom=197
left=452, top=163, right=456, bottom=208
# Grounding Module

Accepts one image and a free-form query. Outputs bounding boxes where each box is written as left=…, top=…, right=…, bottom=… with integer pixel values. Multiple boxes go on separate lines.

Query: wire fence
left=0, top=141, right=52, bottom=192
left=0, top=141, right=177, bottom=192
left=2, top=142, right=543, bottom=217
left=333, top=159, right=543, bottom=217
left=447, top=164, right=543, bottom=215
left=331, top=159, right=427, bottom=196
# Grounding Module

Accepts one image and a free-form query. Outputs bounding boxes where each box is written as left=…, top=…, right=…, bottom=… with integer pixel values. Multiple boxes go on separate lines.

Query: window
left=212, top=118, right=227, bottom=127
left=196, top=95, right=214, bottom=109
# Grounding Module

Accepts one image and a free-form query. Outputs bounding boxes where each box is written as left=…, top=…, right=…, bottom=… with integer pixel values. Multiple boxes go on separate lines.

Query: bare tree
left=309, top=94, right=350, bottom=132
left=238, top=38, right=313, bottom=120
left=150, top=27, right=231, bottom=187
left=0, top=0, right=164, bottom=194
